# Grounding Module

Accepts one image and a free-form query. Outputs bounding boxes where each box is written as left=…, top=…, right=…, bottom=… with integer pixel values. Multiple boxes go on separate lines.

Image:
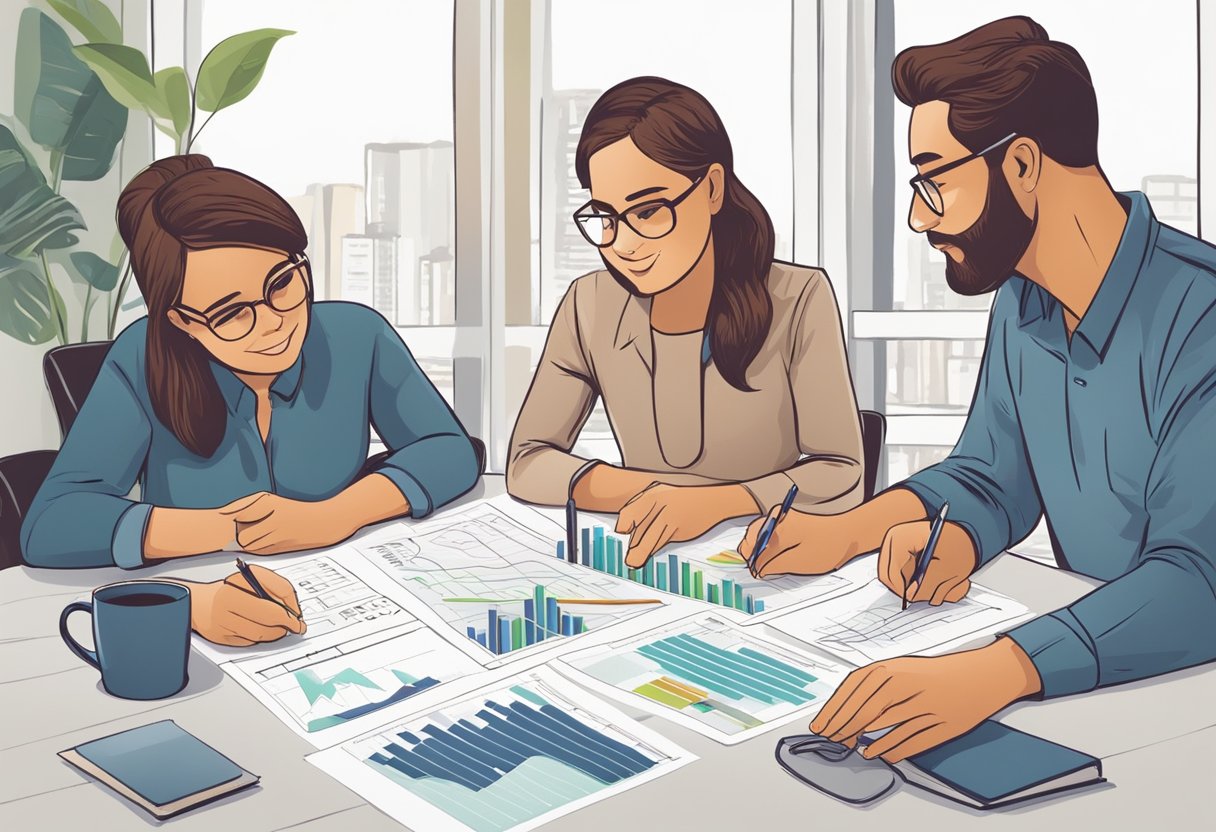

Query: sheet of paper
left=522, top=503, right=873, bottom=622
left=307, top=665, right=696, bottom=832
left=767, top=578, right=1033, bottom=664
left=221, top=620, right=493, bottom=747
left=343, top=497, right=687, bottom=667
left=552, top=612, right=849, bottom=745
left=193, top=550, right=415, bottom=664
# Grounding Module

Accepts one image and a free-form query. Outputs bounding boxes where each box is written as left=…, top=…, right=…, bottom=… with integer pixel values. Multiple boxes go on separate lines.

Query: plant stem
left=49, top=149, right=64, bottom=192
left=187, top=110, right=217, bottom=151
left=81, top=285, right=93, bottom=341
left=39, top=251, right=68, bottom=346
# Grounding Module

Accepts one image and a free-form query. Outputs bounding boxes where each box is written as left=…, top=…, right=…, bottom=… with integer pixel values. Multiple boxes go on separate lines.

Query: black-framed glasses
left=176, top=253, right=312, bottom=342
left=573, top=175, right=705, bottom=248
left=909, top=132, right=1018, bottom=216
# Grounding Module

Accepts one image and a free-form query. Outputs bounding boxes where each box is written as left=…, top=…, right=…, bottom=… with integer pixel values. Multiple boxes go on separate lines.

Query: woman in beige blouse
left=507, top=76, right=864, bottom=567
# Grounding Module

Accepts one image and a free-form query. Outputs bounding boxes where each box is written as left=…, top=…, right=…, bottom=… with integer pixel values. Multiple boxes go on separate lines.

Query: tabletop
left=3, top=476, right=1214, bottom=830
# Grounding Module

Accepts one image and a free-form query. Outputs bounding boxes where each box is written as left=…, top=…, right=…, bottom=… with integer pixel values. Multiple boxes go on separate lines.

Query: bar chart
left=556, top=615, right=846, bottom=743
left=353, top=504, right=668, bottom=662
left=556, top=525, right=769, bottom=612
left=313, top=669, right=694, bottom=832
left=553, top=518, right=872, bottom=618
left=460, top=584, right=588, bottom=655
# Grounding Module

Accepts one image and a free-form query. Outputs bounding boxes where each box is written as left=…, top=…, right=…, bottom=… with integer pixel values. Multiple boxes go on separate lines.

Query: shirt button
left=1073, top=376, right=1087, bottom=387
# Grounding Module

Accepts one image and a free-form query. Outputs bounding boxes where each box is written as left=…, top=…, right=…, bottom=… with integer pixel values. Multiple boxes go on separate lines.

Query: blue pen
left=234, top=558, right=302, bottom=621
left=748, top=484, right=799, bottom=573
left=904, top=502, right=949, bottom=610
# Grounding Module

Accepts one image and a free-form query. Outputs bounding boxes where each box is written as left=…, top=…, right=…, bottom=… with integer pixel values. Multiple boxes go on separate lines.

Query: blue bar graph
left=466, top=584, right=594, bottom=655
left=556, top=540, right=565, bottom=560
left=499, top=618, right=511, bottom=655
left=488, top=609, right=498, bottom=653
left=364, top=690, right=660, bottom=830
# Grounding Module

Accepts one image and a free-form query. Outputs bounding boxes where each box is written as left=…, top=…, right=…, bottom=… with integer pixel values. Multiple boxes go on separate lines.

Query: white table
left=3, top=476, right=1213, bottom=830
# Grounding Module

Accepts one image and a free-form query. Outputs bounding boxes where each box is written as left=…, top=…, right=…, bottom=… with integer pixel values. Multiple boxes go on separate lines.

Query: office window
left=191, top=0, right=457, bottom=406
left=527, top=0, right=797, bottom=462
left=864, top=0, right=1200, bottom=484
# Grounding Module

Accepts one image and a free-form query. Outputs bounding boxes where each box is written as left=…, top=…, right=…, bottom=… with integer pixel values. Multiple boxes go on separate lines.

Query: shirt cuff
left=1003, top=611, right=1099, bottom=698
left=898, top=477, right=992, bottom=567
left=111, top=503, right=152, bottom=570
left=376, top=464, right=434, bottom=519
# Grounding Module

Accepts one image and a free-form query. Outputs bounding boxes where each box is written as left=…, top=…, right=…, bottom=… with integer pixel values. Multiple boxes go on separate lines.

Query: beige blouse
left=506, top=262, right=865, bottom=514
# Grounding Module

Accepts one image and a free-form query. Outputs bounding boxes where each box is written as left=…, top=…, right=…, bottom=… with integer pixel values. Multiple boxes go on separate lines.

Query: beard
left=927, top=164, right=1037, bottom=296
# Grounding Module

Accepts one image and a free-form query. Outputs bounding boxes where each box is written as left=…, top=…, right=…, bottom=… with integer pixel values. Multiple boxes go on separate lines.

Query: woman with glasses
left=508, top=77, right=865, bottom=567
left=22, top=156, right=479, bottom=643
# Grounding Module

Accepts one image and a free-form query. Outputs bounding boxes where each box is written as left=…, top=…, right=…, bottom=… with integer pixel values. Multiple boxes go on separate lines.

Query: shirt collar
left=209, top=334, right=308, bottom=414
left=1015, top=191, right=1156, bottom=358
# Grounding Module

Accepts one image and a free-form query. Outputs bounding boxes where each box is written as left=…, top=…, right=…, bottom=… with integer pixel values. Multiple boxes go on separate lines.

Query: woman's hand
left=184, top=564, right=306, bottom=646
left=221, top=492, right=360, bottom=555
left=616, top=483, right=759, bottom=568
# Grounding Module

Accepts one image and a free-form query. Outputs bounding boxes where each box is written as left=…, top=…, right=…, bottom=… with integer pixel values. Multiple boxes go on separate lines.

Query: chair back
left=44, top=342, right=111, bottom=439
left=859, top=410, right=887, bottom=502
left=0, top=450, right=57, bottom=569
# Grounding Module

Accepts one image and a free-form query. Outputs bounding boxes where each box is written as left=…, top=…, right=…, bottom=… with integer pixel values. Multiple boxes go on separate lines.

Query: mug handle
left=59, top=601, right=100, bottom=669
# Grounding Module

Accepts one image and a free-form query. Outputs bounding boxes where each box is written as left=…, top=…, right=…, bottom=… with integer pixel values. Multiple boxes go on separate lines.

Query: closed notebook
left=864, top=720, right=1103, bottom=809
left=59, top=720, right=259, bottom=819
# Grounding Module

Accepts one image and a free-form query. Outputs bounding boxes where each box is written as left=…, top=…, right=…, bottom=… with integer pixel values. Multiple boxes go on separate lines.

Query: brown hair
left=116, top=155, right=307, bottom=458
left=575, top=77, right=775, bottom=392
left=892, top=16, right=1098, bottom=167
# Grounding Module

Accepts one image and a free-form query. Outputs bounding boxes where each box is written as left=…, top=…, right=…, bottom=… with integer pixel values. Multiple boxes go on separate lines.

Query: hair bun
left=117, top=154, right=214, bottom=252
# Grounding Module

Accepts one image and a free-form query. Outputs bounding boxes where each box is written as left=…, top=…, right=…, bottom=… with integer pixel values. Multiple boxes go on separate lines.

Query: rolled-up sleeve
left=21, top=357, right=152, bottom=569
left=744, top=270, right=865, bottom=514
left=367, top=314, right=478, bottom=518
left=1005, top=355, right=1216, bottom=697
left=900, top=290, right=1042, bottom=565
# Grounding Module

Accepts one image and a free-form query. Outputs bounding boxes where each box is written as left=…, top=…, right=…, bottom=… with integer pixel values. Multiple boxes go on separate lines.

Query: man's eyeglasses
left=909, top=133, right=1018, bottom=216
left=176, top=253, right=311, bottom=342
left=573, top=175, right=705, bottom=248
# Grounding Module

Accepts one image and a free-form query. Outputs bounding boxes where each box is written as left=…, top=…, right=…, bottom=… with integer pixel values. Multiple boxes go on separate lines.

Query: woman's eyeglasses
left=573, top=176, right=705, bottom=248
left=909, top=133, right=1017, bottom=216
left=175, top=253, right=311, bottom=342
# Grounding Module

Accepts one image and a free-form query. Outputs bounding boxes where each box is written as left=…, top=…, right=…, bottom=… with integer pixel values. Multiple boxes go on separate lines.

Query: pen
left=747, top=483, right=799, bottom=573
left=234, top=558, right=302, bottom=621
left=565, top=498, right=578, bottom=564
left=904, top=502, right=949, bottom=611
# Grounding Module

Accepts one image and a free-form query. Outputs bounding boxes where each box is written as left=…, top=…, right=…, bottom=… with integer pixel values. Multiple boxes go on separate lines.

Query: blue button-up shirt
left=22, top=302, right=479, bottom=569
left=903, top=192, right=1216, bottom=698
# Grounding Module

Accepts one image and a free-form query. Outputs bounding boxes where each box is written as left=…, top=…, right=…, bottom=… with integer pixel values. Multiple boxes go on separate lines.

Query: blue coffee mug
left=59, top=581, right=192, bottom=700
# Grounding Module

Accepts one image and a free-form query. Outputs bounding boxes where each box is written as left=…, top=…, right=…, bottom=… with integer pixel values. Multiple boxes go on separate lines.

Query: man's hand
left=617, top=483, right=758, bottom=569
left=737, top=509, right=867, bottom=577
left=185, top=564, right=306, bottom=646
left=809, top=638, right=1042, bottom=763
left=220, top=492, right=358, bottom=556
left=877, top=520, right=978, bottom=605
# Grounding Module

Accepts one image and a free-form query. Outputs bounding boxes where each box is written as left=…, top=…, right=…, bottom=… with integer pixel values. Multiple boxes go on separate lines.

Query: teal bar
left=721, top=579, right=734, bottom=607
left=594, top=528, right=605, bottom=572
left=628, top=567, right=638, bottom=583
left=643, top=559, right=654, bottom=587
left=534, top=585, right=546, bottom=636
left=573, top=615, right=585, bottom=634
left=746, top=595, right=755, bottom=614
left=734, top=584, right=745, bottom=610
left=657, top=568, right=667, bottom=592
left=693, top=571, right=704, bottom=600
left=708, top=583, right=718, bottom=604
left=681, top=562, right=691, bottom=596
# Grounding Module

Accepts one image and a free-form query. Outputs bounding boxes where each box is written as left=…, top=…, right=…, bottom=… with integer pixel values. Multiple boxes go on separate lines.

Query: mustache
left=926, top=229, right=964, bottom=248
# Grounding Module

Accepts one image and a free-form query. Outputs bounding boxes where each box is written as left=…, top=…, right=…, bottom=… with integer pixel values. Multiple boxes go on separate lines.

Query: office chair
left=859, top=409, right=887, bottom=502
left=0, top=450, right=57, bottom=569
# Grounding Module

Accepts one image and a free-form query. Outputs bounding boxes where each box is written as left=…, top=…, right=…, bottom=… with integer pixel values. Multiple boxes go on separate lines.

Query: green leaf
left=0, top=125, right=85, bottom=258
left=73, top=43, right=165, bottom=118
left=69, top=250, right=119, bottom=291
left=0, top=254, right=58, bottom=345
left=14, top=10, right=127, bottom=182
left=195, top=28, right=293, bottom=113
left=46, top=0, right=122, bottom=45
left=154, top=67, right=192, bottom=140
